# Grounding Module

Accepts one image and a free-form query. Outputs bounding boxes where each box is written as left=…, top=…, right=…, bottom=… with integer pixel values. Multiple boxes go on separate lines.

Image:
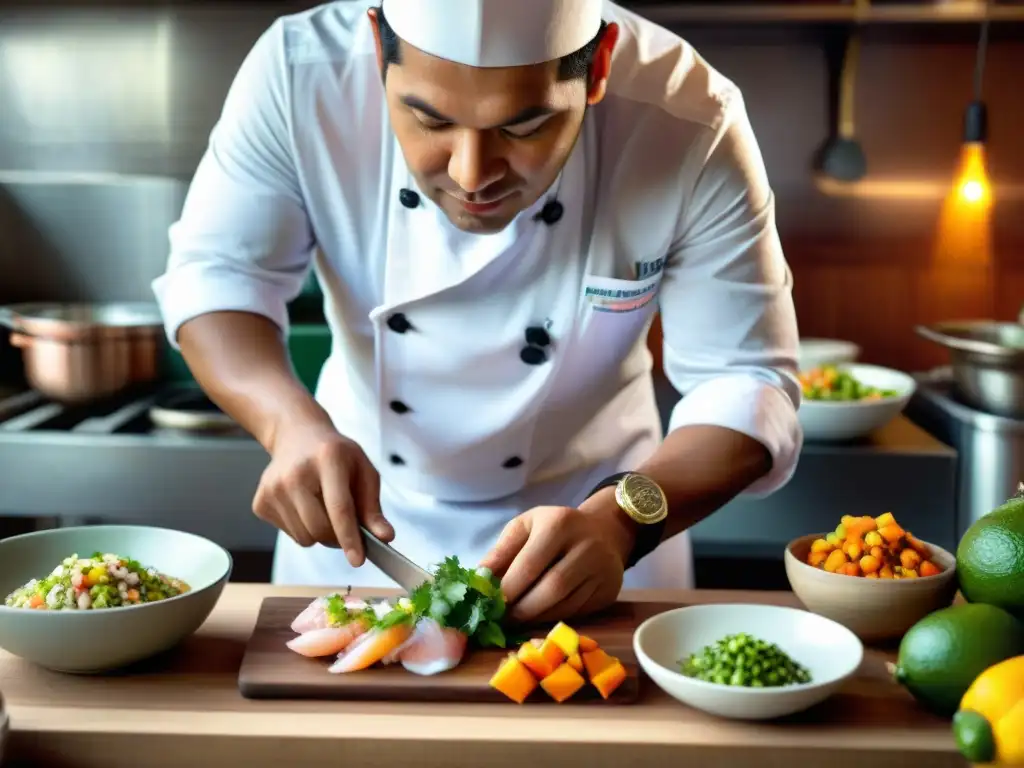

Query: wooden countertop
left=2, top=584, right=965, bottom=768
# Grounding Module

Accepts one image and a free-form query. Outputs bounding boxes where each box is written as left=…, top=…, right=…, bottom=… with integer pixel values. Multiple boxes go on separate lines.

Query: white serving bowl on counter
left=0, top=525, right=231, bottom=673
left=633, top=603, right=863, bottom=720
left=798, top=338, right=861, bottom=371
left=799, top=363, right=916, bottom=442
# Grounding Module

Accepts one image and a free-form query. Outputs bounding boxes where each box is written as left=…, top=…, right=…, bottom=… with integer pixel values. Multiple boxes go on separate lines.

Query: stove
left=0, top=384, right=276, bottom=550
left=905, top=367, right=1024, bottom=539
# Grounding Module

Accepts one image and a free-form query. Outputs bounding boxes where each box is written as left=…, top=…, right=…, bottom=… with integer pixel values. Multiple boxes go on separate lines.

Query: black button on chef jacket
left=387, top=313, right=413, bottom=334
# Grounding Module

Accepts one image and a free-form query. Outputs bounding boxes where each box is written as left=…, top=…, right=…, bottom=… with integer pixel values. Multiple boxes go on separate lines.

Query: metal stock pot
left=0, top=302, right=166, bottom=404
left=916, top=320, right=1024, bottom=419
left=0, top=689, right=7, bottom=763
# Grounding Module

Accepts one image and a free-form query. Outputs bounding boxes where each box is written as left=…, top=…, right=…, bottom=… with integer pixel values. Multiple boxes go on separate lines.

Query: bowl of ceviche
left=797, top=363, right=916, bottom=442
left=0, top=525, right=231, bottom=673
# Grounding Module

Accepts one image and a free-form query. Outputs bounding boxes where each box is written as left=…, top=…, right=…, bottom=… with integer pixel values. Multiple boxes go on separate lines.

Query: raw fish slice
left=327, top=622, right=415, bottom=674
left=398, top=618, right=468, bottom=676
left=286, top=622, right=368, bottom=658
left=290, top=594, right=370, bottom=633
left=290, top=597, right=330, bottom=634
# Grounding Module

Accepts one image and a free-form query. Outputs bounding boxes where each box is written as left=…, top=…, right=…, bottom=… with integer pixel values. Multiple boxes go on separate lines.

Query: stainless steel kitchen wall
left=1, top=2, right=1022, bottom=305
left=0, top=2, right=312, bottom=303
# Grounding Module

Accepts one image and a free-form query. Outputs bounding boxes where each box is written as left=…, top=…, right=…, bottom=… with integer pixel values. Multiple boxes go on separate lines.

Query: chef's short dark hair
left=375, top=5, right=607, bottom=81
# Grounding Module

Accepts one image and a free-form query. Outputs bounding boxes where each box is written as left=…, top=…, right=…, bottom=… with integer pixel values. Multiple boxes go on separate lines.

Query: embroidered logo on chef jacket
left=583, top=271, right=663, bottom=314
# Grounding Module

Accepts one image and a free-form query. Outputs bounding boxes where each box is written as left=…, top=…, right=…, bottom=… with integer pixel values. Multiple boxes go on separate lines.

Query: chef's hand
left=252, top=420, right=393, bottom=566
left=478, top=503, right=635, bottom=624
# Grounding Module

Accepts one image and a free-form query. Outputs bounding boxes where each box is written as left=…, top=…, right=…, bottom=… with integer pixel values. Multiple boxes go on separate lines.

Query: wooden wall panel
left=996, top=269, right=1024, bottom=323
left=647, top=239, right=1021, bottom=375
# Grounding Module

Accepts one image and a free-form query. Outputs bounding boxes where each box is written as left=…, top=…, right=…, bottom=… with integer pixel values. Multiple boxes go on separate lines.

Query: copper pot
left=0, top=302, right=166, bottom=404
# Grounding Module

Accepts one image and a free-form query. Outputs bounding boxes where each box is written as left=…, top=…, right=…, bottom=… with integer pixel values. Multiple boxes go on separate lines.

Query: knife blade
left=359, top=525, right=432, bottom=593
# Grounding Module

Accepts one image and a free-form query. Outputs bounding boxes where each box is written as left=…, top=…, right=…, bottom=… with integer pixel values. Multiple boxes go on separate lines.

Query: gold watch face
left=614, top=473, right=668, bottom=524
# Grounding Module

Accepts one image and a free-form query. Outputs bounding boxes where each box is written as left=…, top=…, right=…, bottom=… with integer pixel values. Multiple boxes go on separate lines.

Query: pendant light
left=955, top=8, right=991, bottom=206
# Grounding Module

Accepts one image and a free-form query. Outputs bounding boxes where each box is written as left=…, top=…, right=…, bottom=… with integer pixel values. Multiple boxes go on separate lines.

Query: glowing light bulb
left=960, top=179, right=985, bottom=203
left=953, top=141, right=991, bottom=207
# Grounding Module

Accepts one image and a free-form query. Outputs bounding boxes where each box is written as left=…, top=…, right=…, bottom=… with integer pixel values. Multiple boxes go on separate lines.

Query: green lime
left=952, top=709, right=996, bottom=764
left=957, top=483, right=1024, bottom=622
left=891, top=603, right=1024, bottom=716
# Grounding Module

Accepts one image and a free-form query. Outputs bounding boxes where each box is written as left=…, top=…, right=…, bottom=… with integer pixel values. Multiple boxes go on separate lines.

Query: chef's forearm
left=176, top=311, right=332, bottom=452
left=638, top=424, right=771, bottom=537
left=581, top=425, right=772, bottom=561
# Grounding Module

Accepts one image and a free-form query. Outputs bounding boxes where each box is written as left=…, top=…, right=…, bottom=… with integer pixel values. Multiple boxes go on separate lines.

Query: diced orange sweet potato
left=582, top=647, right=614, bottom=679
left=517, top=640, right=557, bottom=679
left=864, top=530, right=883, bottom=548
left=567, top=652, right=584, bottom=673
left=541, top=662, right=586, bottom=703
left=578, top=635, right=599, bottom=653
left=902, top=568, right=919, bottom=579
left=859, top=554, right=881, bottom=574
left=844, top=540, right=864, bottom=560
left=864, top=571, right=879, bottom=579
left=838, top=562, right=861, bottom=577
left=846, top=518, right=876, bottom=538
left=900, top=548, right=921, bottom=571
left=546, top=621, right=580, bottom=656
left=823, top=549, right=848, bottom=573
left=879, top=565, right=895, bottom=579
left=808, top=550, right=829, bottom=568
left=919, top=560, right=942, bottom=577
left=490, top=654, right=538, bottom=704
left=590, top=657, right=627, bottom=700
left=537, top=639, right=565, bottom=669
left=878, top=523, right=905, bottom=544
left=810, top=538, right=832, bottom=554
left=874, top=512, right=896, bottom=529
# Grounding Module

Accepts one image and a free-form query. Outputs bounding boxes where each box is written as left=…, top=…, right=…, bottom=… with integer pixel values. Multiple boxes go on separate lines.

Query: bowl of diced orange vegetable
left=798, top=363, right=916, bottom=442
left=784, top=512, right=958, bottom=642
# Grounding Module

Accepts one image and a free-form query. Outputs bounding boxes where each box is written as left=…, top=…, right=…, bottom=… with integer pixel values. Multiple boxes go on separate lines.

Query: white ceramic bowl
left=0, top=525, right=232, bottom=673
left=799, top=363, right=916, bottom=442
left=633, top=603, right=864, bottom=720
left=798, top=338, right=861, bottom=371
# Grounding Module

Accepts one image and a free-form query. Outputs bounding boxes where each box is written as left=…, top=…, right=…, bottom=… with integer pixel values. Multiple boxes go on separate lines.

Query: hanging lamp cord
left=972, top=4, right=990, bottom=101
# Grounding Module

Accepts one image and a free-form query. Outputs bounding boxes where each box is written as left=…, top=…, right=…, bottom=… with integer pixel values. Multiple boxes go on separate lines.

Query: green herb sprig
left=409, top=556, right=508, bottom=648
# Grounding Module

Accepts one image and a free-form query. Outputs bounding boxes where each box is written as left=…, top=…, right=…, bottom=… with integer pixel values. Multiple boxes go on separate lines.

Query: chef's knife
left=359, top=525, right=432, bottom=594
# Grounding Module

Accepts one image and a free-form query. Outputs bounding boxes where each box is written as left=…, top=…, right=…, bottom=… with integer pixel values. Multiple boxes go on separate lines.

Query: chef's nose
left=448, top=130, right=505, bottom=194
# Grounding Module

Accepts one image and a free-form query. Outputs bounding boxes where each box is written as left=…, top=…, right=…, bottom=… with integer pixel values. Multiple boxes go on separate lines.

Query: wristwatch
left=585, top=472, right=668, bottom=569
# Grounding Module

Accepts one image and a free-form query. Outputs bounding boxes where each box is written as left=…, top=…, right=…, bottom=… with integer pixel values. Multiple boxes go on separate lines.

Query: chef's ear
left=586, top=22, right=619, bottom=106
left=368, top=7, right=385, bottom=72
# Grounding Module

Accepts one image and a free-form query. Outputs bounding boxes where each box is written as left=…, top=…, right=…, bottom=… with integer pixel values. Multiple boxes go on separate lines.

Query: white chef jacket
left=151, top=0, right=803, bottom=592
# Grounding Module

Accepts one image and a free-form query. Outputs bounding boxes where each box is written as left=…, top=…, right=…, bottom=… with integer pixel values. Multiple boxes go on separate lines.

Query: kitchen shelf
left=628, top=2, right=1024, bottom=25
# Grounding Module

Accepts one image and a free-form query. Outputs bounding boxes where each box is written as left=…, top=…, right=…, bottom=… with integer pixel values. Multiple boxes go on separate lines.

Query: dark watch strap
left=584, top=473, right=668, bottom=570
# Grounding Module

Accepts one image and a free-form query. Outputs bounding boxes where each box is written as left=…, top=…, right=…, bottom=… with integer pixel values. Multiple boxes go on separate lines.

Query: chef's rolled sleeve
left=152, top=21, right=315, bottom=349
left=659, top=93, right=803, bottom=496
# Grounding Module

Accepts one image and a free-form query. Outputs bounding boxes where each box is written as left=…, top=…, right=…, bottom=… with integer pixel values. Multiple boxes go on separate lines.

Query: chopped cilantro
left=324, top=594, right=350, bottom=627
left=408, top=556, right=509, bottom=648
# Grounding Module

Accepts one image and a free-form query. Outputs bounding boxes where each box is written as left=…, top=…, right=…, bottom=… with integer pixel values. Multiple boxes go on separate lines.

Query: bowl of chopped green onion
left=633, top=603, right=863, bottom=720
left=797, top=363, right=916, bottom=442
left=0, top=525, right=231, bottom=673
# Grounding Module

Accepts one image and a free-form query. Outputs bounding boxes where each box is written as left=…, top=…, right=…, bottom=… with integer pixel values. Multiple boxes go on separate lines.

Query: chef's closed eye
left=500, top=114, right=552, bottom=139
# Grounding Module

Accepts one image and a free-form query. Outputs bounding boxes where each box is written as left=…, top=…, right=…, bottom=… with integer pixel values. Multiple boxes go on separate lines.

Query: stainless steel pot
left=0, top=689, right=7, bottom=765
left=0, top=302, right=166, bottom=404
left=916, top=321, right=1024, bottom=419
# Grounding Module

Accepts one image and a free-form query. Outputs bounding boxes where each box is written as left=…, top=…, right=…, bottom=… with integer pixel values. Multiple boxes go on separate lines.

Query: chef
left=152, top=0, right=803, bottom=623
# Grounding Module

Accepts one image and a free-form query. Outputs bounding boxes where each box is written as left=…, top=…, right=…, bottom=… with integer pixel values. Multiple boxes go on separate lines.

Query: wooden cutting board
left=237, top=596, right=647, bottom=704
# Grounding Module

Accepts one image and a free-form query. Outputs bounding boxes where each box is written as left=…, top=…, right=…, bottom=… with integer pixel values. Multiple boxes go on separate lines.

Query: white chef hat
left=380, top=0, right=605, bottom=68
